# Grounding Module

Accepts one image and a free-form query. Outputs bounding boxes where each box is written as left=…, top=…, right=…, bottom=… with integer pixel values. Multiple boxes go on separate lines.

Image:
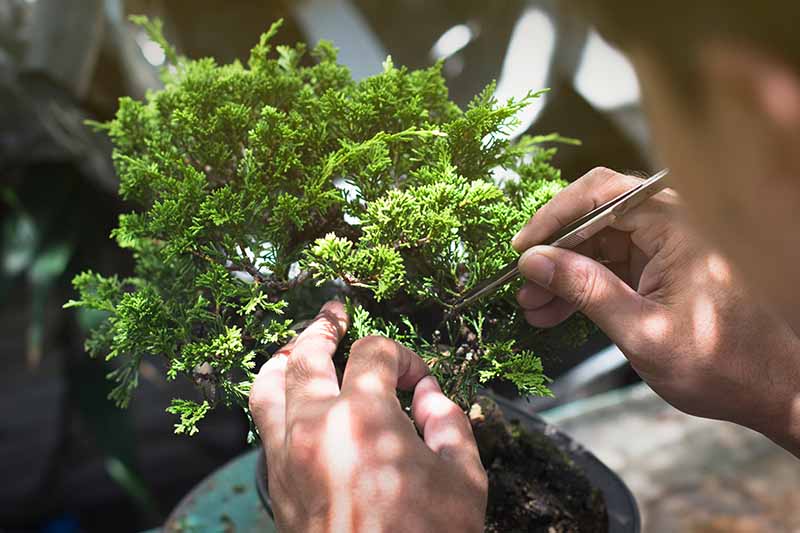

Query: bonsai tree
left=66, top=18, right=591, bottom=443
left=66, top=18, right=611, bottom=531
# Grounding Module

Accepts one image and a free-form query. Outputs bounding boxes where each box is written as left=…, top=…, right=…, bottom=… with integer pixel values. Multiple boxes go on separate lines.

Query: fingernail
left=519, top=247, right=555, bottom=287
left=511, top=230, right=523, bottom=250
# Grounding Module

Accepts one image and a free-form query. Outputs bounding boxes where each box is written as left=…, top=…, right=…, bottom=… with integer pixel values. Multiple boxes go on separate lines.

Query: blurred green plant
left=66, top=17, right=590, bottom=437
left=3, top=169, right=159, bottom=519
left=2, top=185, right=74, bottom=366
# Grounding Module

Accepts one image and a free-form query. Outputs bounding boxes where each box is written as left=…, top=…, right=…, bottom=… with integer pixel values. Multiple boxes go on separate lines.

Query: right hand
left=512, top=167, right=800, bottom=455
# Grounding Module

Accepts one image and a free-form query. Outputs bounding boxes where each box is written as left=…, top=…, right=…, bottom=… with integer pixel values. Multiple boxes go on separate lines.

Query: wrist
left=745, top=390, right=800, bottom=458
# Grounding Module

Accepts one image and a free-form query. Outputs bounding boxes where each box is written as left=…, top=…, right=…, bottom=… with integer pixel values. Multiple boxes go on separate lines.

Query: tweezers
left=446, top=168, right=670, bottom=315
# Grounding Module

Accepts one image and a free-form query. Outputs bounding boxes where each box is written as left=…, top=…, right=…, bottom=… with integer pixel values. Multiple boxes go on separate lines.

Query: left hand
left=249, top=301, right=488, bottom=533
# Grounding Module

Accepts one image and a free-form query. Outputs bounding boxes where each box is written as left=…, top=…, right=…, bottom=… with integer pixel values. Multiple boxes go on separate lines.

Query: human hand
left=512, top=167, right=800, bottom=455
left=249, top=301, right=488, bottom=532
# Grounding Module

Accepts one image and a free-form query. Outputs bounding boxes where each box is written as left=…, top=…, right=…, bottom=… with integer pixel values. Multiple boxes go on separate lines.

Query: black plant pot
left=255, top=395, right=640, bottom=533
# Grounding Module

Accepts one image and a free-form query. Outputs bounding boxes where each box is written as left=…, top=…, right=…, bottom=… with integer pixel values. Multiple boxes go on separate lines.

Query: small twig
left=266, top=270, right=312, bottom=292
left=189, top=248, right=263, bottom=284
left=451, top=357, right=472, bottom=396
left=190, top=249, right=220, bottom=266
left=190, top=247, right=315, bottom=295
left=236, top=241, right=267, bottom=282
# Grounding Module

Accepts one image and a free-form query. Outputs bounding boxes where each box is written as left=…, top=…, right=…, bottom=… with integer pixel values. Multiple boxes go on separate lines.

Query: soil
left=472, top=398, right=608, bottom=533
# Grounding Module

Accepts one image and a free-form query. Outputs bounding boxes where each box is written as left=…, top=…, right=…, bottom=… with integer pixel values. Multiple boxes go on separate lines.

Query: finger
left=249, top=335, right=299, bottom=456
left=523, top=298, right=576, bottom=327
left=512, top=167, right=642, bottom=252
left=340, top=336, right=430, bottom=397
left=611, top=189, right=682, bottom=258
left=571, top=227, right=633, bottom=264
left=250, top=353, right=289, bottom=461
left=412, top=376, right=481, bottom=469
left=609, top=186, right=680, bottom=233
left=286, top=301, right=349, bottom=410
left=518, top=238, right=634, bottom=324
left=518, top=245, right=658, bottom=346
left=516, top=282, right=556, bottom=310
left=568, top=228, right=639, bottom=286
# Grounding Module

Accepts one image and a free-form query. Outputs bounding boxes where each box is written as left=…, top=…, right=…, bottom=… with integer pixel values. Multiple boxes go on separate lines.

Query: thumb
left=518, top=245, right=648, bottom=345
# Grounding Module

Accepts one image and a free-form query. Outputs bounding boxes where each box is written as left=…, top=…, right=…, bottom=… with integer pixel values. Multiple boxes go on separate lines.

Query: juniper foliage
left=66, top=18, right=591, bottom=436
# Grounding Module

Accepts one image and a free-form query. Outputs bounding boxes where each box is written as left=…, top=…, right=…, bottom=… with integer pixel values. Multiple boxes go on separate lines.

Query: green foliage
left=68, top=17, right=588, bottom=435
left=478, top=341, right=552, bottom=398
left=166, top=399, right=211, bottom=436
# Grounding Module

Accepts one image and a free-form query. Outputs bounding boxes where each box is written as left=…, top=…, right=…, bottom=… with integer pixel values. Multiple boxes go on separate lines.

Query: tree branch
left=265, top=270, right=312, bottom=292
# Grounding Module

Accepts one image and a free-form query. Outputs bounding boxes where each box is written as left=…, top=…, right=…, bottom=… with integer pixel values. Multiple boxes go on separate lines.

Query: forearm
left=736, top=339, right=800, bottom=459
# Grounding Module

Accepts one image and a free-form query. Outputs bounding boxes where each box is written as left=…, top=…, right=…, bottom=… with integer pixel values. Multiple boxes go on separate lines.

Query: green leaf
left=166, top=399, right=211, bottom=436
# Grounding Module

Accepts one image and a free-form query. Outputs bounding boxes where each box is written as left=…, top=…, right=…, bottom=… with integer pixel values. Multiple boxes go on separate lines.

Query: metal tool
left=446, top=168, right=670, bottom=314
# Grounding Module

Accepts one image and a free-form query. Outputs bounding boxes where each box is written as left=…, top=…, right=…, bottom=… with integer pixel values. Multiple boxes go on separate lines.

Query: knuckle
left=256, top=355, right=283, bottom=379
left=587, top=166, right=642, bottom=198
left=248, top=387, right=265, bottom=414
left=424, top=401, right=463, bottom=429
left=585, top=166, right=619, bottom=185
left=351, top=335, right=397, bottom=358
left=440, top=398, right=465, bottom=420
left=285, top=353, right=309, bottom=378
left=285, top=351, right=321, bottom=383
left=248, top=373, right=275, bottom=414
left=286, top=421, right=320, bottom=465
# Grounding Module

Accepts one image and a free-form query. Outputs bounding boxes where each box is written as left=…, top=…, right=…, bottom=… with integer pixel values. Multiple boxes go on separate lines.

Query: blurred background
left=5, top=1, right=795, bottom=532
